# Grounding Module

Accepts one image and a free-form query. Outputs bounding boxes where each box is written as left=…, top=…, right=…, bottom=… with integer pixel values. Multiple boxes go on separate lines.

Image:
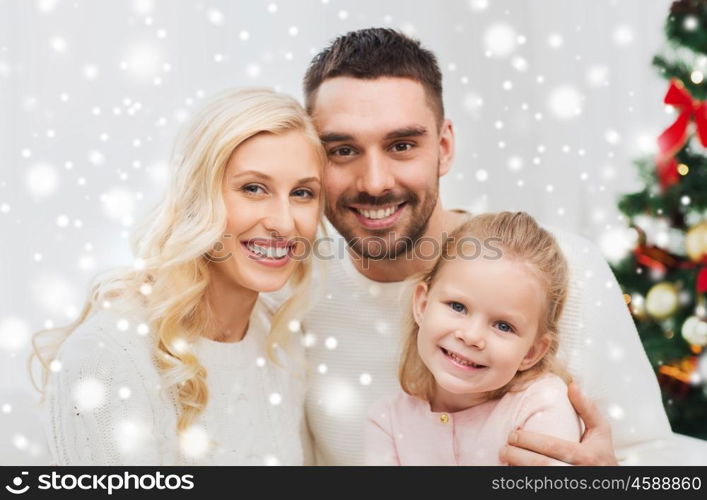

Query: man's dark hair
left=303, top=28, right=444, bottom=126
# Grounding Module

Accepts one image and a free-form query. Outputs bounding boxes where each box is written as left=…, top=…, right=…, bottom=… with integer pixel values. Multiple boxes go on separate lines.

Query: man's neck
left=350, top=205, right=468, bottom=283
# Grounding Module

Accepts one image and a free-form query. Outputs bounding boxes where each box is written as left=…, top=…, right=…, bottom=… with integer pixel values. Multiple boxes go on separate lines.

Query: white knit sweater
left=301, top=217, right=675, bottom=466
left=43, top=294, right=308, bottom=466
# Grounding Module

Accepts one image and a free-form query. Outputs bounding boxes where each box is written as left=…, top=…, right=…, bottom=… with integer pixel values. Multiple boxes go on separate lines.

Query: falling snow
left=1, top=0, right=692, bottom=466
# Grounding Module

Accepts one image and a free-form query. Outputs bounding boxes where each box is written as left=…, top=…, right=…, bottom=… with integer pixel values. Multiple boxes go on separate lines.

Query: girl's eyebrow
left=232, top=170, right=321, bottom=185
left=440, top=284, right=529, bottom=326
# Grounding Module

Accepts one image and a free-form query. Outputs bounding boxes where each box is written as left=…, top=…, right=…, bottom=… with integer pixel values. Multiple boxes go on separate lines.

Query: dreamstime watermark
left=204, top=232, right=504, bottom=268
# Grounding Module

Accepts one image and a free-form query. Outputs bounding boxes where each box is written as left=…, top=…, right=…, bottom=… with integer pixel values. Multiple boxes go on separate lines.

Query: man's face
left=310, top=77, right=454, bottom=259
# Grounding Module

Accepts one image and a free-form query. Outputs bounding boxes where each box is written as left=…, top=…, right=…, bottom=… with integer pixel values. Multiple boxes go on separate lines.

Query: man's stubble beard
left=325, top=170, right=440, bottom=261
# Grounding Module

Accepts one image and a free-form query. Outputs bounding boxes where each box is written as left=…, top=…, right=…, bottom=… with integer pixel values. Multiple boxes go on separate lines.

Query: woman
left=30, top=88, right=326, bottom=465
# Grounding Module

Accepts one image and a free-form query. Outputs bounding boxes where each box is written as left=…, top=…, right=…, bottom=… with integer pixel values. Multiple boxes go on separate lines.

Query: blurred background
left=3, top=0, right=705, bottom=464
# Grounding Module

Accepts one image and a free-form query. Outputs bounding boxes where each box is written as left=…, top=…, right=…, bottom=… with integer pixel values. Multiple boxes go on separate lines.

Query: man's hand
left=500, top=381, right=619, bottom=466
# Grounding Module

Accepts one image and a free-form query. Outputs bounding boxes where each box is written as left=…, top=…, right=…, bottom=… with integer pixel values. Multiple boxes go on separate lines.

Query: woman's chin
left=253, top=280, right=290, bottom=293
left=241, top=270, right=294, bottom=294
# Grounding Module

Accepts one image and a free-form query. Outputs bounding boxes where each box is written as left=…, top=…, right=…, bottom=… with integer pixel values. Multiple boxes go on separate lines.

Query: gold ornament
left=685, top=221, right=707, bottom=262
left=645, top=282, right=679, bottom=320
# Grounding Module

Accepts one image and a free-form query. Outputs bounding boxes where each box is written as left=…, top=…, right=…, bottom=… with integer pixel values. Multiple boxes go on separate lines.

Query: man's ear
left=412, top=282, right=429, bottom=327
left=438, top=118, right=455, bottom=178
left=519, top=333, right=552, bottom=371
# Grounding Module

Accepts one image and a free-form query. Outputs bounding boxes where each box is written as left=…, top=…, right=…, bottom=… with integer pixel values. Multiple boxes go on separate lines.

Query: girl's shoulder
left=504, top=373, right=572, bottom=413
left=513, top=373, right=569, bottom=396
left=367, top=389, right=428, bottom=422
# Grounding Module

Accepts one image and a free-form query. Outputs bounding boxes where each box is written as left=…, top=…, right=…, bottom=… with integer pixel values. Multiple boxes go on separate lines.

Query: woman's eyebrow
left=232, top=170, right=273, bottom=181
left=297, top=177, right=321, bottom=184
left=232, top=170, right=320, bottom=184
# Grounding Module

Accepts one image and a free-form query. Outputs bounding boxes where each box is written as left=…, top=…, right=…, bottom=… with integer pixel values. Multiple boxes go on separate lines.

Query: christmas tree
left=611, top=0, right=707, bottom=440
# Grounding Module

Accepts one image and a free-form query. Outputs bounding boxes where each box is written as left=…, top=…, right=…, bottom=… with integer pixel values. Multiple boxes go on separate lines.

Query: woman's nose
left=263, top=197, right=295, bottom=237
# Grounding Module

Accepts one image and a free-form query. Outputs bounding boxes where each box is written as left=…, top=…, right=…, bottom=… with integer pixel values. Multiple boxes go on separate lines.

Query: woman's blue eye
left=448, top=301, right=466, bottom=314
left=494, top=321, right=514, bottom=333
left=292, top=188, right=314, bottom=199
left=242, top=184, right=265, bottom=195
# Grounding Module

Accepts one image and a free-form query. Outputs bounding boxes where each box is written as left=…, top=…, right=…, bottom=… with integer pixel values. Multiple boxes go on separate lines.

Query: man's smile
left=349, top=202, right=407, bottom=229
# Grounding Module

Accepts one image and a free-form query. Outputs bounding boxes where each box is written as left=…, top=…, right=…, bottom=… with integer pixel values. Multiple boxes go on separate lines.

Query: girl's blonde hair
left=30, top=88, right=327, bottom=433
left=399, top=211, right=571, bottom=403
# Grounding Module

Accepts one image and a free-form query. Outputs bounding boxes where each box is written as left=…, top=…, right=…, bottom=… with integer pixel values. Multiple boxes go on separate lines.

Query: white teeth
left=358, top=204, right=399, bottom=220
left=247, top=243, right=288, bottom=259
left=446, top=349, right=483, bottom=368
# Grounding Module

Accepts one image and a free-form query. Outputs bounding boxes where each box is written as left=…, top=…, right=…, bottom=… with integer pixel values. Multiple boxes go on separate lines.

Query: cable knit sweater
left=43, top=294, right=308, bottom=466
left=301, top=215, right=675, bottom=466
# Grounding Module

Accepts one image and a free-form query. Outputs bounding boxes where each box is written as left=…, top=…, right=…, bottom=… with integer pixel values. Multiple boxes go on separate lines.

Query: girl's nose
left=454, top=327, right=485, bottom=350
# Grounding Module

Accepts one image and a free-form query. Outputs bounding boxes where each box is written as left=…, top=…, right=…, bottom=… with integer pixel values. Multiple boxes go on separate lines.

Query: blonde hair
left=399, top=211, right=571, bottom=403
left=30, top=88, right=327, bottom=433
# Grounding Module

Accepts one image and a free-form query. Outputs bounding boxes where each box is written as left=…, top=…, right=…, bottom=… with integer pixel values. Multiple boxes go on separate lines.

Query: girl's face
left=413, top=253, right=551, bottom=411
left=211, top=130, right=322, bottom=293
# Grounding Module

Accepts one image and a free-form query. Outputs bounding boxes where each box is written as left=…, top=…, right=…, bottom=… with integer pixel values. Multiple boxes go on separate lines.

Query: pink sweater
left=365, top=373, right=581, bottom=465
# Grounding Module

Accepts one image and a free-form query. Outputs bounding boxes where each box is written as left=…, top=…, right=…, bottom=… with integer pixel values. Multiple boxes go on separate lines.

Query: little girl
left=365, top=211, right=581, bottom=465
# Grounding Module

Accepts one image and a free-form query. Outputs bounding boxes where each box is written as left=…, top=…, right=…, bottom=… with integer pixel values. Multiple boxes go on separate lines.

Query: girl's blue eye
left=448, top=301, right=466, bottom=314
left=494, top=321, right=514, bottom=333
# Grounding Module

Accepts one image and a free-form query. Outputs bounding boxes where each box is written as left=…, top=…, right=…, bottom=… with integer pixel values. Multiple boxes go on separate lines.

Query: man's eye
left=447, top=301, right=466, bottom=314
left=330, top=146, right=355, bottom=157
left=494, top=321, right=515, bottom=333
left=392, top=142, right=413, bottom=152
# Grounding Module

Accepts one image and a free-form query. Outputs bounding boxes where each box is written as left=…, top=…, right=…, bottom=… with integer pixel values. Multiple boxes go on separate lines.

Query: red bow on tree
left=698, top=264, right=707, bottom=294
left=655, top=79, right=707, bottom=189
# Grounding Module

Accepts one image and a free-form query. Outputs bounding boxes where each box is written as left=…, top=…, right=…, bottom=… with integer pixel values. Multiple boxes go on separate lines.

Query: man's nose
left=356, top=151, right=395, bottom=197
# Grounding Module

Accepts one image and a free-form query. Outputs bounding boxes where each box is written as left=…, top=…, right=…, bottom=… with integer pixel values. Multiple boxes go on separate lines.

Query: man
left=296, top=28, right=673, bottom=465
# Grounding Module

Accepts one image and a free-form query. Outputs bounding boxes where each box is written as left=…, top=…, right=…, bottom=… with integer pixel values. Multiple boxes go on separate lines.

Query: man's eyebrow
left=319, top=126, right=428, bottom=143
left=383, top=126, right=428, bottom=140
left=319, top=132, right=354, bottom=143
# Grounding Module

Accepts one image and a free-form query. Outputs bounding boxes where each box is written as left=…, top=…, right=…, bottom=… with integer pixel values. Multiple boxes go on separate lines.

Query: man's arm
left=501, top=227, right=673, bottom=465
left=501, top=382, right=617, bottom=465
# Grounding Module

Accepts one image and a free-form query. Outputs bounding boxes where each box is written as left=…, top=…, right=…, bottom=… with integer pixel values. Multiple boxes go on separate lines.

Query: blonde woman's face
left=412, top=255, right=550, bottom=411
left=216, top=130, right=322, bottom=293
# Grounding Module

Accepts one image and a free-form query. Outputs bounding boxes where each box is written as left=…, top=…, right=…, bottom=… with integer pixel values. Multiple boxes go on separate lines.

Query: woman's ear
left=519, top=333, right=551, bottom=371
left=412, top=282, right=429, bottom=327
